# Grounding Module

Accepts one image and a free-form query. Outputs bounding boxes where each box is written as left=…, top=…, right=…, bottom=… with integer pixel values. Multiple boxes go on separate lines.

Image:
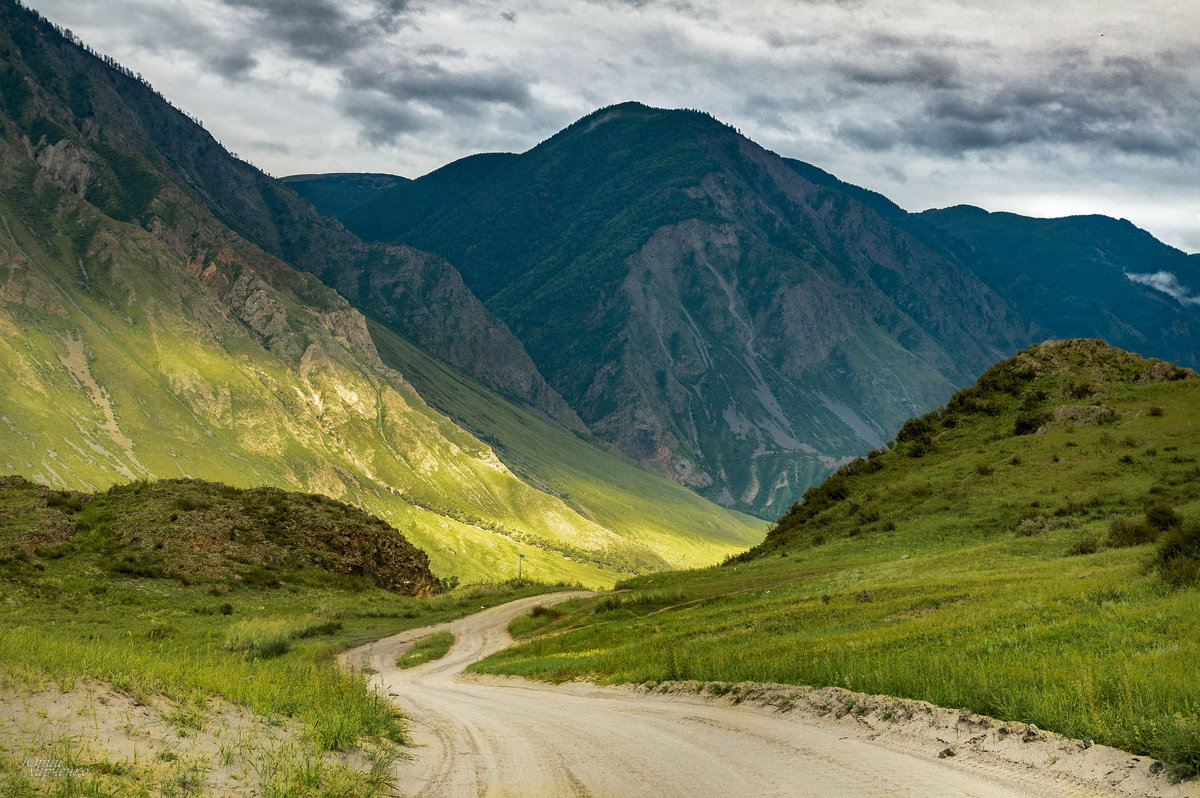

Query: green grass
left=395, top=632, right=455, bottom=669
left=475, top=342, right=1200, bottom=778
left=0, top=516, right=569, bottom=756
left=223, top=614, right=344, bottom=659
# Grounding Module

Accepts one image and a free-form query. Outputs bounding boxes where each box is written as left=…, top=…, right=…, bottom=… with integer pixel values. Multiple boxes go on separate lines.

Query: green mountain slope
left=368, top=319, right=765, bottom=570
left=343, top=102, right=1031, bottom=518
left=279, top=172, right=408, bottom=218
left=908, top=206, right=1200, bottom=366
left=478, top=339, right=1200, bottom=776
left=0, top=0, right=580, bottom=434
left=0, top=3, right=759, bottom=586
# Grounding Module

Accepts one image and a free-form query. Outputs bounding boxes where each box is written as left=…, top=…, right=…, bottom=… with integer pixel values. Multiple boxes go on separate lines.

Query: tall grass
left=395, top=633, right=454, bottom=669
left=223, top=614, right=344, bottom=659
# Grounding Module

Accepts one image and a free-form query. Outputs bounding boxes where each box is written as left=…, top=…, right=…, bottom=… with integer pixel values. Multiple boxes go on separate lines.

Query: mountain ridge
left=330, top=101, right=1198, bottom=517
left=339, top=102, right=1034, bottom=516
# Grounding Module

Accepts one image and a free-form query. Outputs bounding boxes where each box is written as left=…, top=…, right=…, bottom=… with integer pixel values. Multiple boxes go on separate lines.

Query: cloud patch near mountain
left=1126, top=271, right=1200, bottom=306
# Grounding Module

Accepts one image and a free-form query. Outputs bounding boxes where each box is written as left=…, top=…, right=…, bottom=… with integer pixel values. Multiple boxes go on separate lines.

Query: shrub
left=1013, top=410, right=1049, bottom=436
left=1154, top=520, right=1200, bottom=588
left=896, top=413, right=938, bottom=451
left=1065, top=380, right=1092, bottom=399
left=1106, top=516, right=1157, bottom=548
left=45, top=491, right=83, bottom=512
left=1145, top=503, right=1182, bottom=531
left=974, top=463, right=995, bottom=477
left=1148, top=405, right=1164, bottom=417
left=1015, top=518, right=1044, bottom=537
left=110, top=555, right=166, bottom=579
left=1066, top=536, right=1100, bottom=556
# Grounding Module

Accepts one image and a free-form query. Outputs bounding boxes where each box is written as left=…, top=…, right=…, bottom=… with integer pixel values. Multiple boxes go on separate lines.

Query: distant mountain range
left=0, top=0, right=763, bottom=585
left=304, top=102, right=1198, bottom=518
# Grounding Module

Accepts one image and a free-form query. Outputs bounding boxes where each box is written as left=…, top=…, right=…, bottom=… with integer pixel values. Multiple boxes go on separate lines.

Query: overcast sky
left=29, top=0, right=1200, bottom=252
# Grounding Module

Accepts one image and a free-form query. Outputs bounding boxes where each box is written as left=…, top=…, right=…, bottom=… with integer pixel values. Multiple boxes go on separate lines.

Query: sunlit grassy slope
left=369, top=321, right=766, bottom=569
left=0, top=152, right=633, bottom=586
left=477, top=340, right=1200, bottom=776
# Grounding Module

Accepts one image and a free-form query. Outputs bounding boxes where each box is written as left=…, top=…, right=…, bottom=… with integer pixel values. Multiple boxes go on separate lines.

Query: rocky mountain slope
left=340, top=103, right=1032, bottom=517
left=335, top=103, right=1199, bottom=519
left=0, top=3, right=762, bottom=584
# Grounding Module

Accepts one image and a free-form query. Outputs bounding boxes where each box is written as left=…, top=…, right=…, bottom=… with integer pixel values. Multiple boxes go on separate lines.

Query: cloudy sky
left=29, top=0, right=1200, bottom=252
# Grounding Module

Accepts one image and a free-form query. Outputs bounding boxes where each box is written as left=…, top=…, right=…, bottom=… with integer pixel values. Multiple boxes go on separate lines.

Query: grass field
left=396, top=633, right=455, bottom=669
left=0, top=523, right=566, bottom=795
left=475, top=342, right=1200, bottom=778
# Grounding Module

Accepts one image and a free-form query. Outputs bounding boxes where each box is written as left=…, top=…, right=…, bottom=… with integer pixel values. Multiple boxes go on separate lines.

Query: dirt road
left=341, top=593, right=1190, bottom=797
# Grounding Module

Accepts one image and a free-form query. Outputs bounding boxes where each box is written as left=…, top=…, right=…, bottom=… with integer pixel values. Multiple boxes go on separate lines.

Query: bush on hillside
left=1145, top=503, right=1182, bottom=531
left=1013, top=410, right=1050, bottom=436
left=1066, top=535, right=1100, bottom=556
left=1106, top=516, right=1158, bottom=548
left=1154, top=520, right=1200, bottom=588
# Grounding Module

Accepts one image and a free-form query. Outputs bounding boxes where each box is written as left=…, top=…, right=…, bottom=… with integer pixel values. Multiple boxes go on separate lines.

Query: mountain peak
left=555, top=101, right=736, bottom=144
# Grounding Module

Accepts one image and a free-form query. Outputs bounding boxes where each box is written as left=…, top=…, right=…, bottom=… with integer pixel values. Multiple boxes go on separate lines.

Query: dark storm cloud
left=339, top=94, right=431, bottom=144
left=342, top=64, right=531, bottom=107
left=338, top=60, right=533, bottom=144
left=834, top=53, right=962, bottom=89
left=217, top=0, right=414, bottom=64
left=836, top=49, right=1200, bottom=159
left=209, top=51, right=257, bottom=79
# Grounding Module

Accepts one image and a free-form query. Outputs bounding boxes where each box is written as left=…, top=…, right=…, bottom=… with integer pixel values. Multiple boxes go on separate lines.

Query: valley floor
left=342, top=594, right=1193, bottom=797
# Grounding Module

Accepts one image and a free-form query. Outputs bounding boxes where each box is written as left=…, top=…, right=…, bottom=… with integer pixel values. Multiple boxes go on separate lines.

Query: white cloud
left=1125, top=271, right=1200, bottom=305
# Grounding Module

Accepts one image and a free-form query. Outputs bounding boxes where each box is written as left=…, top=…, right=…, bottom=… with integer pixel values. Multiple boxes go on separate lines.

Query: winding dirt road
left=341, top=593, right=1190, bottom=798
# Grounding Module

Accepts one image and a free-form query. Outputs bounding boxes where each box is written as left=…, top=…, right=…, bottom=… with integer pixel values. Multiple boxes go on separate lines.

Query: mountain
left=0, top=3, right=762, bottom=584
left=906, top=206, right=1200, bottom=366
left=339, top=103, right=1034, bottom=518
left=477, top=339, right=1200, bottom=777
left=334, top=102, right=1200, bottom=519
left=280, top=172, right=408, bottom=218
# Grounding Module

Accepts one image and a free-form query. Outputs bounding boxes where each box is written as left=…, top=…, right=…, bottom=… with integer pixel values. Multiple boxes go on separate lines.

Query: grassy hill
left=0, top=475, right=570, bottom=795
left=476, top=340, right=1200, bottom=777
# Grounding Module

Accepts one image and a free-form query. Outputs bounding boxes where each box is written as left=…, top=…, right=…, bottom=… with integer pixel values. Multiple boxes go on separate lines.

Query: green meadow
left=476, top=342, right=1200, bottom=778
left=0, top=475, right=570, bottom=794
